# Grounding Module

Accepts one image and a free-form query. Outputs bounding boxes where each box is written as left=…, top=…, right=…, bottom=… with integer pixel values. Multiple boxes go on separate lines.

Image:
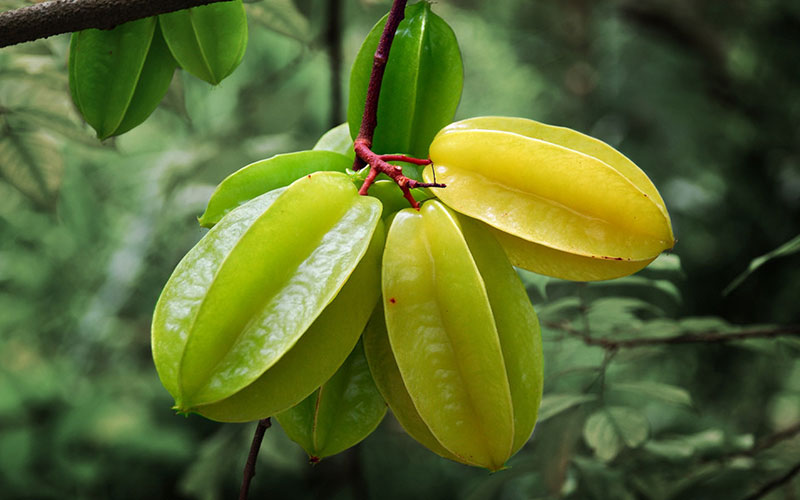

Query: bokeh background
left=1, top=0, right=798, bottom=498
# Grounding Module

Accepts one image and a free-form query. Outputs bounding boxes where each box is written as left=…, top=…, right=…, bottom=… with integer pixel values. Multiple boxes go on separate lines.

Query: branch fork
left=351, top=0, right=445, bottom=209
left=353, top=139, right=444, bottom=209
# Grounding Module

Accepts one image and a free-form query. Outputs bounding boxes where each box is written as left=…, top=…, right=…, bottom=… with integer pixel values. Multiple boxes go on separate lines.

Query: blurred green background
left=1, top=0, right=798, bottom=498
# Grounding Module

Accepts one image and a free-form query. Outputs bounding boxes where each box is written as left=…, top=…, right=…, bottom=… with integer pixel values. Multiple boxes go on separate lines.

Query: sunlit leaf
left=584, top=406, right=649, bottom=462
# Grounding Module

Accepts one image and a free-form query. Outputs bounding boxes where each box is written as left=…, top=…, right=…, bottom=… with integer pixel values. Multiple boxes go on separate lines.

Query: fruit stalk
left=350, top=0, right=444, bottom=208
left=352, top=0, right=408, bottom=170
left=239, top=417, right=271, bottom=500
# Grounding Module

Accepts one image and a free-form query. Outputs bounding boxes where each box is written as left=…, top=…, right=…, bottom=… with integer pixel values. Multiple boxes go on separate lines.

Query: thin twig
left=353, top=145, right=442, bottom=208
left=349, top=0, right=444, bottom=207
left=749, top=422, right=800, bottom=455
left=0, top=0, right=234, bottom=48
left=239, top=417, right=272, bottom=500
left=701, top=421, right=800, bottom=467
left=352, top=0, right=407, bottom=171
left=546, top=321, right=800, bottom=350
left=740, top=461, right=800, bottom=500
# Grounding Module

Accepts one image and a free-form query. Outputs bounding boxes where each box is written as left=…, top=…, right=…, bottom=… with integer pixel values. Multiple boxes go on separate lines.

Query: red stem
left=355, top=140, right=443, bottom=209
left=378, top=154, right=433, bottom=165
left=351, top=0, right=444, bottom=208
left=353, top=0, right=408, bottom=171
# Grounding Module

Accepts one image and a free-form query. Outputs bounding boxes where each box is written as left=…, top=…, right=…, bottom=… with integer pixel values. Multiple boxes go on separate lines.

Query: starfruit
left=348, top=1, right=463, bottom=158
left=423, top=117, right=676, bottom=281
left=365, top=200, right=543, bottom=471
left=152, top=172, right=384, bottom=422
left=313, top=123, right=355, bottom=160
left=69, top=19, right=177, bottom=139
left=276, top=340, right=386, bottom=462
left=159, top=0, right=247, bottom=85
left=198, top=150, right=352, bottom=228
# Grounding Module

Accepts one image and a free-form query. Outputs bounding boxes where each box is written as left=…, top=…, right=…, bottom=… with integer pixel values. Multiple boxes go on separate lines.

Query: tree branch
left=0, top=0, right=236, bottom=48
left=239, top=417, right=271, bottom=500
left=546, top=322, right=800, bottom=350
left=740, top=460, right=800, bottom=500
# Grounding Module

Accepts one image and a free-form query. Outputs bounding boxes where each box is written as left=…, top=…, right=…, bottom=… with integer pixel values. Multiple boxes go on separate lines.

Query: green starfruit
left=152, top=172, right=383, bottom=421
left=313, top=123, right=355, bottom=160
left=423, top=116, right=676, bottom=281
left=276, top=340, right=386, bottom=461
left=370, top=200, right=543, bottom=471
left=69, top=19, right=177, bottom=139
left=348, top=1, right=463, bottom=158
left=159, top=0, right=247, bottom=85
left=198, top=150, right=352, bottom=228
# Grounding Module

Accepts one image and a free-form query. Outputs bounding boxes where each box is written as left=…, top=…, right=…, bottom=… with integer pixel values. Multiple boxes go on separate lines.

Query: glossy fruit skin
left=152, top=172, right=383, bottom=421
left=275, top=340, right=386, bottom=461
left=69, top=19, right=176, bottom=139
left=159, top=0, right=247, bottom=85
left=313, top=123, right=355, bottom=160
left=370, top=200, right=543, bottom=471
left=198, top=150, right=352, bottom=228
left=423, top=116, right=675, bottom=281
left=348, top=2, right=463, bottom=158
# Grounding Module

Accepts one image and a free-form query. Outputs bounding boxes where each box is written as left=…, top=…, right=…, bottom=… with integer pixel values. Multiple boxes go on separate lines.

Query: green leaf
left=160, top=0, right=248, bottom=85
left=537, top=393, right=596, bottom=423
left=313, top=123, right=354, bottom=159
left=611, top=381, right=692, bottom=408
left=348, top=2, right=463, bottom=158
left=0, top=129, right=63, bottom=208
left=198, top=150, right=352, bottom=227
left=643, top=439, right=695, bottom=461
left=276, top=340, right=386, bottom=460
left=724, top=233, right=800, bottom=295
left=583, top=407, right=649, bottom=462
left=572, top=456, right=637, bottom=500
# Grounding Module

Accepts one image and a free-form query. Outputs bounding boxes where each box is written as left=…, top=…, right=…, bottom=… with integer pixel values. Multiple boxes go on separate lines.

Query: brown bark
left=0, top=0, right=236, bottom=48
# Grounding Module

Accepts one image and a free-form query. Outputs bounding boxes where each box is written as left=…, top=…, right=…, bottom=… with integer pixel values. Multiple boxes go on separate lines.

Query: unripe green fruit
left=69, top=19, right=176, bottom=139
left=366, top=200, right=543, bottom=471
left=159, top=0, right=248, bottom=85
left=423, top=117, right=676, bottom=281
left=152, top=172, right=383, bottom=421
left=276, top=340, right=386, bottom=462
left=199, top=151, right=353, bottom=228
left=348, top=1, right=463, bottom=158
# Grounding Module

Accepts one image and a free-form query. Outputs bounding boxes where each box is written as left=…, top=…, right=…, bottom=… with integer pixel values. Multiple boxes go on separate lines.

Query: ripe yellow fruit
left=424, top=116, right=675, bottom=281
left=366, top=201, right=543, bottom=470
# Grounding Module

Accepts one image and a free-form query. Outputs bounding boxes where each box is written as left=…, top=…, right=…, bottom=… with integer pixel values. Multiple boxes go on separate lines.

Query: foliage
left=0, top=0, right=798, bottom=499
